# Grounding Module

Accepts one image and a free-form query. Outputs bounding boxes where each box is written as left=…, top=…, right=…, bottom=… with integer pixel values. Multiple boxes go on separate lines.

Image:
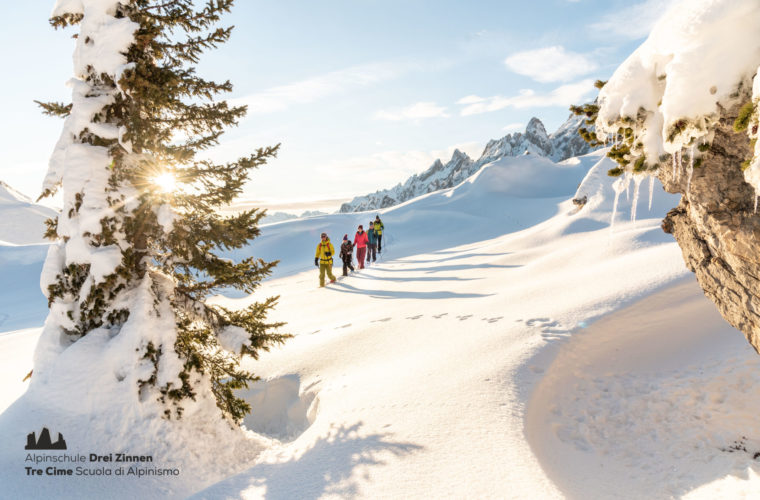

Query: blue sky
left=0, top=0, right=674, bottom=210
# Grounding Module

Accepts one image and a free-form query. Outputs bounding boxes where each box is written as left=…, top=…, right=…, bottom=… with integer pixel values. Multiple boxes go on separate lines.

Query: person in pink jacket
left=354, top=224, right=369, bottom=269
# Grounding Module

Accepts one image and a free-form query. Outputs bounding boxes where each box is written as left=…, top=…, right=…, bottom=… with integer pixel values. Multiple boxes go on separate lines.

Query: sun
left=152, top=172, right=178, bottom=193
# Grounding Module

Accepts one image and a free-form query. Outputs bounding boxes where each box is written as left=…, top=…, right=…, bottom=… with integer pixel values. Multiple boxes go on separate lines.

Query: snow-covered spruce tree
left=35, top=0, right=288, bottom=424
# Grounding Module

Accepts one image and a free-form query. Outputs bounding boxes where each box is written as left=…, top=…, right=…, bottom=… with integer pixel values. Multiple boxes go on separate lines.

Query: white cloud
left=504, top=46, right=598, bottom=83
left=232, top=62, right=408, bottom=114
left=457, top=95, right=485, bottom=105
left=374, top=102, right=450, bottom=121
left=458, top=79, right=595, bottom=116
left=502, top=123, right=524, bottom=132
left=590, top=0, right=680, bottom=40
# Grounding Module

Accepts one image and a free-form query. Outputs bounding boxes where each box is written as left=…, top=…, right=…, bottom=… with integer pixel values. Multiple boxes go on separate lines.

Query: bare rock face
left=660, top=99, right=760, bottom=352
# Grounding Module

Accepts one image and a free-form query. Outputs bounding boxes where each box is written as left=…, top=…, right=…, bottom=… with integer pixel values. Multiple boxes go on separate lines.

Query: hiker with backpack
left=354, top=225, right=368, bottom=269
left=340, top=234, right=355, bottom=276
left=315, top=232, right=337, bottom=287
left=374, top=215, right=384, bottom=253
left=366, top=221, right=378, bottom=265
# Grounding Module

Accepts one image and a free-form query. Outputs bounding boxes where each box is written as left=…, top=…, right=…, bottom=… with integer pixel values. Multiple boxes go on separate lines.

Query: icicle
left=631, top=175, right=643, bottom=224
left=648, top=175, right=655, bottom=211
left=686, top=145, right=694, bottom=195
left=611, top=185, right=621, bottom=233
left=672, top=153, right=677, bottom=179
left=625, top=172, right=631, bottom=201
left=610, top=174, right=629, bottom=233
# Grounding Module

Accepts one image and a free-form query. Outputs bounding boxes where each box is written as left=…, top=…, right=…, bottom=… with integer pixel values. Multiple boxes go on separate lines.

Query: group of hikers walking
left=314, top=215, right=385, bottom=287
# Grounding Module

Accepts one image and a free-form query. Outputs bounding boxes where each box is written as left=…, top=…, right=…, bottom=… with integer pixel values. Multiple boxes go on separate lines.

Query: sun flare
left=152, top=172, right=178, bottom=193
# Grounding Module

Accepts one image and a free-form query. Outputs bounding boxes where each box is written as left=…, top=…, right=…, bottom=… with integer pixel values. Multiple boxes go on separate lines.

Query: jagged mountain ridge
left=339, top=114, right=593, bottom=213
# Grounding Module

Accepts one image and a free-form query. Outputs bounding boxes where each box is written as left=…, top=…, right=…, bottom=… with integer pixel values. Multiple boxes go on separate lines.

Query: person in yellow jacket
left=315, top=232, right=337, bottom=287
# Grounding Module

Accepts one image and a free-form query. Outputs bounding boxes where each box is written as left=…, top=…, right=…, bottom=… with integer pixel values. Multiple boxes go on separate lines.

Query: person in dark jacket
left=366, top=221, right=378, bottom=264
left=340, top=234, right=355, bottom=276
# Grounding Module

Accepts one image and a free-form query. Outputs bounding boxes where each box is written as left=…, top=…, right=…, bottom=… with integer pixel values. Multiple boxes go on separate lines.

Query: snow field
left=1, top=150, right=756, bottom=498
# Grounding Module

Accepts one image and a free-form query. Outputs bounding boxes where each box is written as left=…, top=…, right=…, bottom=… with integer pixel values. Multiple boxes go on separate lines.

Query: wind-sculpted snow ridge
left=339, top=114, right=595, bottom=213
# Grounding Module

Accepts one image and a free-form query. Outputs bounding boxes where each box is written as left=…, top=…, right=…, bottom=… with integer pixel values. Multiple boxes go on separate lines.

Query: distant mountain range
left=339, top=114, right=593, bottom=213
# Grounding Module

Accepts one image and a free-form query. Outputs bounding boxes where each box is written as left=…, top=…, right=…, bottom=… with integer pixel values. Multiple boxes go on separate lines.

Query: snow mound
left=0, top=181, right=56, bottom=245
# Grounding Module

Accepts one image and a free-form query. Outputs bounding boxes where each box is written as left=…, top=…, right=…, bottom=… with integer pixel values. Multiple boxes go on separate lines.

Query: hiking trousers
left=342, top=257, right=354, bottom=276
left=356, top=247, right=366, bottom=268
left=377, top=234, right=382, bottom=252
left=366, top=244, right=377, bottom=263
left=319, top=262, right=336, bottom=286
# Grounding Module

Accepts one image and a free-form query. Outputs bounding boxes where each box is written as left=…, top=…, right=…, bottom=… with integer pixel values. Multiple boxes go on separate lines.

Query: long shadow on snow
left=376, top=263, right=520, bottom=274
left=193, top=422, right=423, bottom=500
left=350, top=274, right=481, bottom=283
left=330, top=282, right=493, bottom=300
left=399, top=252, right=511, bottom=264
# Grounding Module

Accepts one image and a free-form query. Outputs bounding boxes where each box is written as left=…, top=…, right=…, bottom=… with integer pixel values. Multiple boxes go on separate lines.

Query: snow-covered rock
left=339, top=114, right=597, bottom=213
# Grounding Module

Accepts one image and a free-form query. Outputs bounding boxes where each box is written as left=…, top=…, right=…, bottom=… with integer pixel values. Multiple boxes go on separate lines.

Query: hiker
left=314, top=232, right=336, bottom=287
left=340, top=234, right=355, bottom=276
left=374, top=215, right=384, bottom=253
left=366, top=221, right=377, bottom=264
left=354, top=225, right=368, bottom=269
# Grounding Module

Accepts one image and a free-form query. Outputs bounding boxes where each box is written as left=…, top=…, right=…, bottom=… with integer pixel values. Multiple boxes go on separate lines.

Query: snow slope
left=0, top=182, right=55, bottom=331
left=228, top=152, right=602, bottom=282
left=3, top=148, right=759, bottom=498
left=0, top=181, right=55, bottom=245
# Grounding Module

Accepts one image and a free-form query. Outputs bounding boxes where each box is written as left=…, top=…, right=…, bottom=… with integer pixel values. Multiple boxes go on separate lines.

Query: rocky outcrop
left=660, top=98, right=760, bottom=352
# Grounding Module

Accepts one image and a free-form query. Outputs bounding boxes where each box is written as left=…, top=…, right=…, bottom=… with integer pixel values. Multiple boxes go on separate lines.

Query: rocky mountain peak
left=526, top=117, right=548, bottom=139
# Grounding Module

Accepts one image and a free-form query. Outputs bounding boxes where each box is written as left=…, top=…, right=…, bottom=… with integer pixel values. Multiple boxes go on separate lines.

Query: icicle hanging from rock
left=631, top=175, right=643, bottom=224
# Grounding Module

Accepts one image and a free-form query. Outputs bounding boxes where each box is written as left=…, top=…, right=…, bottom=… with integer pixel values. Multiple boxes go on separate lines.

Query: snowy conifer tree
left=35, top=0, right=288, bottom=424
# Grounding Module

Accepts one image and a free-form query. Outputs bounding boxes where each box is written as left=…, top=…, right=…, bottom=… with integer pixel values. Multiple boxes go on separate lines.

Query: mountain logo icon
left=25, top=427, right=67, bottom=450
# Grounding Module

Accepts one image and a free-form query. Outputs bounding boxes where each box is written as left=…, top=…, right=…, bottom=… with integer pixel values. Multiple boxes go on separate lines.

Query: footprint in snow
left=526, top=317, right=551, bottom=326
left=433, top=313, right=448, bottom=319
left=372, top=317, right=392, bottom=323
left=338, top=323, right=351, bottom=329
left=309, top=329, right=321, bottom=335
left=481, top=316, right=503, bottom=323
left=457, top=314, right=473, bottom=321
left=526, top=317, right=572, bottom=342
left=406, top=314, right=423, bottom=320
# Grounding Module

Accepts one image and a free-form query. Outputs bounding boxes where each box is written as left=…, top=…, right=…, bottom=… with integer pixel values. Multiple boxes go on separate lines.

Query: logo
left=25, top=428, right=67, bottom=450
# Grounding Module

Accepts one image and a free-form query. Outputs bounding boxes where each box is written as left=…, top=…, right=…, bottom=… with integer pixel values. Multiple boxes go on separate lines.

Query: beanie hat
left=343, top=234, right=348, bottom=240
